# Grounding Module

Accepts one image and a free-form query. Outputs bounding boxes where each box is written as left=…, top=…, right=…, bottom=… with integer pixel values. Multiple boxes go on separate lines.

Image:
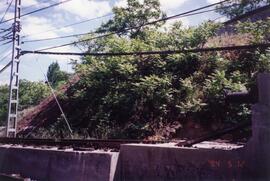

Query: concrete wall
left=0, top=147, right=118, bottom=181
left=115, top=145, right=247, bottom=181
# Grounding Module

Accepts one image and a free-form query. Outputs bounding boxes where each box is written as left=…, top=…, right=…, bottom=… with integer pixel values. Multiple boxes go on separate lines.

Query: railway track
left=0, top=138, right=166, bottom=150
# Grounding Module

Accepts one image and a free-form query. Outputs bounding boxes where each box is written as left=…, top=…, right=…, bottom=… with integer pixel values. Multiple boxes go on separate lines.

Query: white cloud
left=115, top=0, right=144, bottom=8
left=22, top=16, right=59, bottom=40
left=0, top=1, right=7, bottom=13
left=0, top=79, right=9, bottom=85
left=22, top=0, right=38, bottom=7
left=161, top=17, right=190, bottom=31
left=115, top=0, right=187, bottom=12
left=207, top=0, right=222, bottom=3
left=0, top=63, right=10, bottom=85
left=56, top=0, right=111, bottom=19
left=22, top=15, right=74, bottom=40
left=159, top=0, right=188, bottom=12
left=36, top=45, right=79, bottom=64
left=114, top=0, right=128, bottom=8
left=22, top=0, right=51, bottom=8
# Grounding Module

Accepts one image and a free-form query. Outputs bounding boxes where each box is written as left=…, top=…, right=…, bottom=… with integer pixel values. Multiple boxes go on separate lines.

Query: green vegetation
left=19, top=80, right=50, bottom=110
left=0, top=80, right=50, bottom=125
left=47, top=62, right=69, bottom=88
left=0, top=61, right=69, bottom=127
left=97, top=0, right=165, bottom=38
left=2, top=0, right=270, bottom=140
left=45, top=0, right=268, bottom=139
left=0, top=85, right=9, bottom=125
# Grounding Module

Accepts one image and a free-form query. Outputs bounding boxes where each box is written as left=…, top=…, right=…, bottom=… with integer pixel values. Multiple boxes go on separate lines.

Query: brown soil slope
left=17, top=76, right=79, bottom=136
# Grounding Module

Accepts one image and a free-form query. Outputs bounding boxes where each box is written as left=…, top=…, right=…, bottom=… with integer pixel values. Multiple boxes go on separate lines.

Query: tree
left=65, top=21, right=239, bottom=139
left=97, top=0, right=165, bottom=39
left=0, top=80, right=50, bottom=125
left=47, top=62, right=69, bottom=88
left=216, top=0, right=270, bottom=18
left=19, top=80, right=50, bottom=109
left=0, top=85, right=9, bottom=126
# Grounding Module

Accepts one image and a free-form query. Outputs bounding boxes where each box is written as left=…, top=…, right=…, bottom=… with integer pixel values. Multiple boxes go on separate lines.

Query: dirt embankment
left=17, top=76, right=79, bottom=136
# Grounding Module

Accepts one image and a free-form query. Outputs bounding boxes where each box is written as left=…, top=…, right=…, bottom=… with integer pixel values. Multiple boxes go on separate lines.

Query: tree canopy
left=58, top=16, right=270, bottom=139
left=47, top=62, right=69, bottom=88
left=97, top=0, right=165, bottom=39
left=29, top=1, right=270, bottom=140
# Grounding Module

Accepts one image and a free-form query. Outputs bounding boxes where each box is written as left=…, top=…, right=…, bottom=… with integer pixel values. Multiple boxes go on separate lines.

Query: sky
left=0, top=0, right=226, bottom=85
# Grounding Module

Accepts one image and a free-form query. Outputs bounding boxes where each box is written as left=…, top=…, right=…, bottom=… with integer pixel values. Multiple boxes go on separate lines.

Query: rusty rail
left=0, top=138, right=166, bottom=150
left=177, top=120, right=251, bottom=147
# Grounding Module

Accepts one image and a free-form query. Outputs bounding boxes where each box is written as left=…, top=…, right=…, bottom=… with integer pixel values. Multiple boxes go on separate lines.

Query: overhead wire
left=0, top=61, right=11, bottom=74
left=23, top=0, right=231, bottom=40
left=0, top=27, right=12, bottom=35
left=0, top=40, right=13, bottom=46
left=21, top=0, right=72, bottom=17
left=0, top=0, right=14, bottom=23
left=22, top=13, right=114, bottom=39
left=22, top=0, right=54, bottom=12
left=33, top=0, right=232, bottom=51
left=0, top=51, right=12, bottom=63
left=35, top=59, right=73, bottom=136
left=0, top=31, right=13, bottom=41
left=21, top=43, right=270, bottom=57
left=21, top=8, right=224, bottom=43
left=0, top=0, right=73, bottom=25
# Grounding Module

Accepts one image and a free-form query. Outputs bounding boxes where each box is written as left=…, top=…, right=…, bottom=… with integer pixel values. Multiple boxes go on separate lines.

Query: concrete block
left=0, top=146, right=118, bottom=181
left=258, top=73, right=270, bottom=106
left=115, top=143, right=250, bottom=181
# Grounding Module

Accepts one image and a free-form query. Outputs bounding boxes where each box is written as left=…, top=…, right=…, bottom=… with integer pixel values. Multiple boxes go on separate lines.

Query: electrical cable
left=0, top=40, right=13, bottom=46
left=21, top=0, right=73, bottom=17
left=21, top=43, right=270, bottom=57
left=32, top=0, right=232, bottom=51
left=22, top=8, right=225, bottom=43
left=0, top=0, right=14, bottom=23
left=0, top=0, right=73, bottom=25
left=22, top=0, right=54, bottom=12
left=0, top=61, right=11, bottom=74
left=0, top=51, right=12, bottom=63
left=22, top=13, right=113, bottom=39
left=0, top=27, right=12, bottom=34
left=35, top=58, right=73, bottom=136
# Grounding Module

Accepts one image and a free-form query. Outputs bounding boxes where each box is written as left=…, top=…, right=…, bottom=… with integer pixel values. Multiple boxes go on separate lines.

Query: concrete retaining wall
left=0, top=146, right=118, bottom=181
left=115, top=144, right=248, bottom=181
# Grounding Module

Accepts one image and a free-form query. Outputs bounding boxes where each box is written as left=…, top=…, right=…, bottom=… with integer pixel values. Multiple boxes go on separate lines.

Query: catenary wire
left=0, top=0, right=14, bottom=23
left=21, top=7, right=229, bottom=43
left=22, top=13, right=114, bottom=39
left=22, top=0, right=55, bottom=12
left=21, top=43, right=270, bottom=57
left=0, top=0, right=73, bottom=25
left=0, top=61, right=11, bottom=74
left=33, top=0, right=232, bottom=51
left=35, top=58, right=73, bottom=135
left=0, top=51, right=12, bottom=63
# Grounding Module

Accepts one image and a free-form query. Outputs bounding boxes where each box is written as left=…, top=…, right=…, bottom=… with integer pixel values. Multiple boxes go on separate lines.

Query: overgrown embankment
left=18, top=1, right=270, bottom=140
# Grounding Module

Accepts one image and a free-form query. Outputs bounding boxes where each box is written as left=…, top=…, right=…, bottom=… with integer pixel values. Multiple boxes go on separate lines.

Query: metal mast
left=6, top=0, right=21, bottom=137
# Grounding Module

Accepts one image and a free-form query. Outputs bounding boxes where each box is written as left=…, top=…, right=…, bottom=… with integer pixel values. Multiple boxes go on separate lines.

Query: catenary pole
left=6, top=0, right=21, bottom=137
